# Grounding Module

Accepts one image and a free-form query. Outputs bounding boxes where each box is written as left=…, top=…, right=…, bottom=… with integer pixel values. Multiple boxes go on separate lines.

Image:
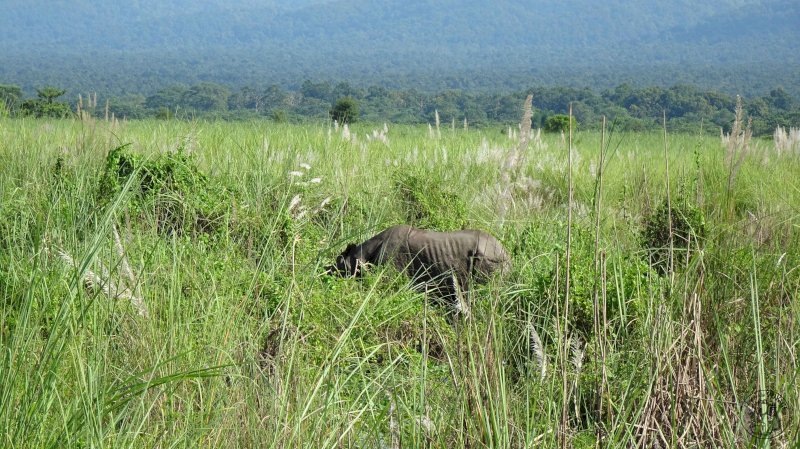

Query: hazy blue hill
left=661, top=0, right=800, bottom=44
left=1, top=0, right=797, bottom=94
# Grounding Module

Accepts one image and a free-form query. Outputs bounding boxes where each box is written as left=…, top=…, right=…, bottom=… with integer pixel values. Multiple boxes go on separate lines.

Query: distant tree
left=332, top=81, right=362, bottom=100
left=271, top=109, right=288, bottom=123
left=428, top=90, right=462, bottom=124
left=624, top=86, right=665, bottom=119
left=108, top=94, right=147, bottom=119
left=544, top=114, right=577, bottom=133
left=181, top=83, right=230, bottom=112
left=36, top=86, right=67, bottom=103
left=766, top=87, right=794, bottom=111
left=155, top=107, right=174, bottom=120
left=301, top=80, right=333, bottom=102
left=20, top=86, right=71, bottom=118
left=330, top=97, right=359, bottom=124
left=145, top=85, right=188, bottom=111
left=0, top=84, right=23, bottom=116
left=263, top=85, right=289, bottom=110
left=366, top=85, right=389, bottom=100
left=487, top=94, right=525, bottom=123
left=570, top=101, right=596, bottom=126
left=228, top=86, right=266, bottom=113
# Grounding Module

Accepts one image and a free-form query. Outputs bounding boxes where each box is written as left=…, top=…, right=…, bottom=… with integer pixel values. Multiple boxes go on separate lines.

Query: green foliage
left=181, top=82, right=230, bottom=112
left=513, top=222, right=656, bottom=340
left=2, top=0, right=800, bottom=104
left=544, top=114, right=577, bottom=133
left=18, top=86, right=71, bottom=118
left=393, top=171, right=467, bottom=231
left=0, top=84, right=22, bottom=116
left=20, top=99, right=71, bottom=118
left=641, top=196, right=706, bottom=275
left=98, top=144, right=235, bottom=236
left=36, top=86, right=66, bottom=103
left=1, top=120, right=799, bottom=448
left=155, top=107, right=173, bottom=120
left=107, top=94, right=147, bottom=119
left=5, top=80, right=796, bottom=136
left=270, top=109, right=288, bottom=123
left=329, top=97, right=359, bottom=124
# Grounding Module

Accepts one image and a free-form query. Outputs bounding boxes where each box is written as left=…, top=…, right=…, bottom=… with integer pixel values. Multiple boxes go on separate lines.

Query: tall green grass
left=1, top=116, right=798, bottom=447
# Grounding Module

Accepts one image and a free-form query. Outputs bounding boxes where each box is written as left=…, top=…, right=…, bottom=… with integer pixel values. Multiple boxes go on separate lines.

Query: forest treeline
left=2, top=80, right=798, bottom=135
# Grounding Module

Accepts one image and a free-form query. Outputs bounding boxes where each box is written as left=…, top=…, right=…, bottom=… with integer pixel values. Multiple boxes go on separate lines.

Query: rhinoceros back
left=404, top=228, right=510, bottom=285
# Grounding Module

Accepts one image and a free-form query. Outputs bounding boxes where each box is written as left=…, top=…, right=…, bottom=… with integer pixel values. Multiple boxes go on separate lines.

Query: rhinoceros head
left=326, top=243, right=366, bottom=277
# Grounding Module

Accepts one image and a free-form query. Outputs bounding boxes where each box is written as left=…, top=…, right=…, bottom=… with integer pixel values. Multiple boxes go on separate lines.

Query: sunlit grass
left=0, top=117, right=798, bottom=447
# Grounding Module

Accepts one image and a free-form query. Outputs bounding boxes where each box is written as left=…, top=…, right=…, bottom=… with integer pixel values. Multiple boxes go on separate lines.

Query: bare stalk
left=561, top=103, right=574, bottom=449
left=593, top=116, right=608, bottom=440
left=663, top=110, right=674, bottom=281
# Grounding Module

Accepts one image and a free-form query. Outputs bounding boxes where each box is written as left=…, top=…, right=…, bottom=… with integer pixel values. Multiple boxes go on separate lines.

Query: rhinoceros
left=327, top=225, right=511, bottom=300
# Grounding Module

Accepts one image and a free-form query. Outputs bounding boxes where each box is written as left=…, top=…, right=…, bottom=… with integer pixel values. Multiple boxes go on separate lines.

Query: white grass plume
left=112, top=225, right=142, bottom=301
left=774, top=126, right=800, bottom=155
left=723, top=95, right=752, bottom=191
left=496, top=95, right=537, bottom=223
left=452, top=273, right=470, bottom=320
left=56, top=245, right=148, bottom=317
left=288, top=194, right=302, bottom=213
left=527, top=320, right=547, bottom=379
left=570, top=336, right=585, bottom=375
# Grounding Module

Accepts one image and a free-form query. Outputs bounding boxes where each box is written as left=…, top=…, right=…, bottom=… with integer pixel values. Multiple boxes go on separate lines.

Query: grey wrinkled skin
left=327, top=225, right=511, bottom=300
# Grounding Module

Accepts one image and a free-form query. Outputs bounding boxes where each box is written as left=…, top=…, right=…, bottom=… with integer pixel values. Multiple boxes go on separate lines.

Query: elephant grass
left=0, top=117, right=798, bottom=448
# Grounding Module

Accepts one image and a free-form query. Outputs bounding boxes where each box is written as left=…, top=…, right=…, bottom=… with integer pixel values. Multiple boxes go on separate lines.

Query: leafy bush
left=98, top=144, right=235, bottom=236
left=513, top=222, right=656, bottom=340
left=393, top=171, right=467, bottom=231
left=640, top=196, right=706, bottom=275
left=270, top=109, right=288, bottom=123
left=329, top=97, right=359, bottom=124
left=544, top=114, right=577, bottom=133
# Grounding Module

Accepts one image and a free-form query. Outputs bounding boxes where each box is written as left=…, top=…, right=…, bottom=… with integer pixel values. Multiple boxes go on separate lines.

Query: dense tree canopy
left=2, top=80, right=798, bottom=136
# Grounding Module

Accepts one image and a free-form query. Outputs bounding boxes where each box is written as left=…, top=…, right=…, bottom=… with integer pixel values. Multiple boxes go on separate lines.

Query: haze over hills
left=1, top=0, right=798, bottom=95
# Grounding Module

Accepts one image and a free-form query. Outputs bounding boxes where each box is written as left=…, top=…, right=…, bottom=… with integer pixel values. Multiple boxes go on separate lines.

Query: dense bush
left=393, top=171, right=467, bottom=231
left=329, top=97, right=359, bottom=124
left=98, top=144, right=236, bottom=236
left=544, top=114, right=578, bottom=133
left=513, top=222, right=657, bottom=340
left=640, top=196, right=706, bottom=275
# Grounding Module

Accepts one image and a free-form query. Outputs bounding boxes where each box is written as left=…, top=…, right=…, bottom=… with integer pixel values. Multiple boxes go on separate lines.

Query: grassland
left=0, top=116, right=798, bottom=448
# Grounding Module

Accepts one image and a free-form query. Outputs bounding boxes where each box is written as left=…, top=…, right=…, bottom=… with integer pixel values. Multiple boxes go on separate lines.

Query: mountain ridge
left=1, top=0, right=797, bottom=94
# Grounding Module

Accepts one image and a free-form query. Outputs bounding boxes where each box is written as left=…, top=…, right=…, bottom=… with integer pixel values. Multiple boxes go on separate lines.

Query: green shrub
left=270, top=109, right=288, bottom=123
left=98, top=144, right=235, bottom=236
left=640, top=196, right=706, bottom=275
left=544, top=114, right=577, bottom=133
left=329, top=97, right=359, bottom=124
left=513, top=222, right=656, bottom=340
left=393, top=171, right=467, bottom=231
